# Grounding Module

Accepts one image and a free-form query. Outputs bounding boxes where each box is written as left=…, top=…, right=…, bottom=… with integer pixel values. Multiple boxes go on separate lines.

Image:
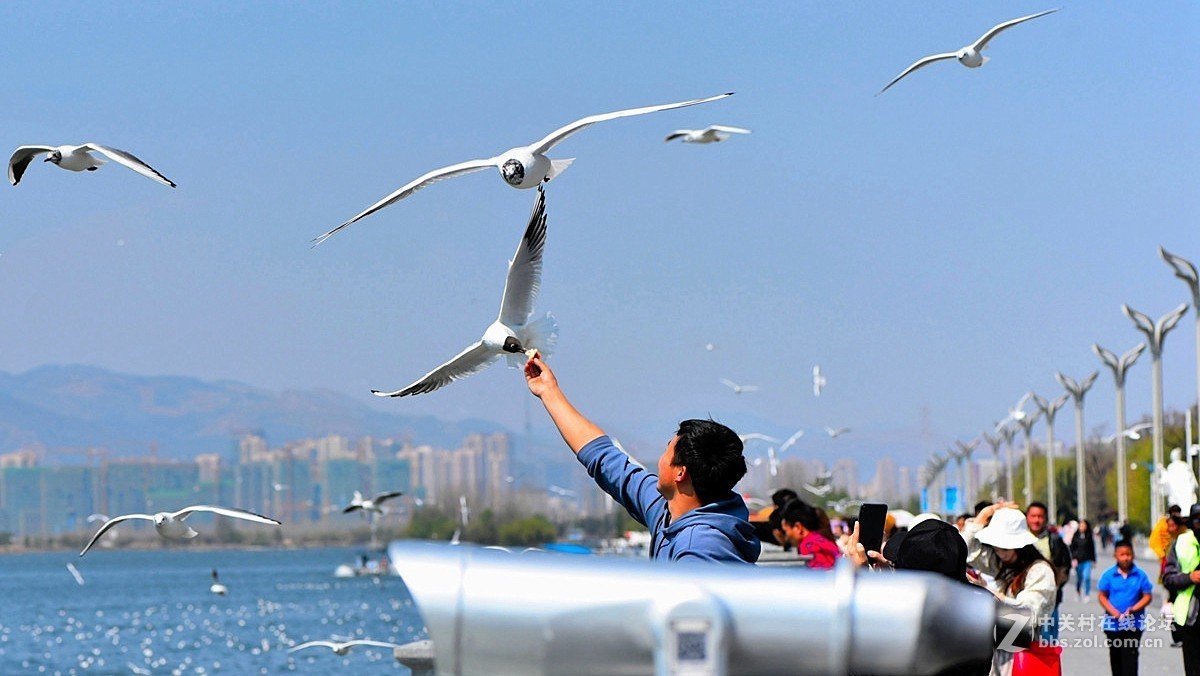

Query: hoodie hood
left=659, top=491, right=761, bottom=563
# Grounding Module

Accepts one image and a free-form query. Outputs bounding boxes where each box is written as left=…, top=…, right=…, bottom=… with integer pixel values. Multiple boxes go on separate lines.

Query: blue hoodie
left=577, top=436, right=760, bottom=564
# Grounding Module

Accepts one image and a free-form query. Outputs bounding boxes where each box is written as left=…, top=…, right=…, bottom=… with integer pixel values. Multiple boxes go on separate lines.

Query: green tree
left=498, top=515, right=557, bottom=547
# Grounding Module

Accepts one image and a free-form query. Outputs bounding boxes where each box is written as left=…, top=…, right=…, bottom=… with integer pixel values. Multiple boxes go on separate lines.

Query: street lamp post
left=1056, top=371, right=1098, bottom=520
left=982, top=431, right=1003, bottom=502
left=998, top=422, right=1017, bottom=501
left=1016, top=407, right=1042, bottom=506
left=1160, top=247, right=1200, bottom=438
left=1124, top=303, right=1189, bottom=518
left=1093, top=343, right=1146, bottom=524
left=1032, top=392, right=1070, bottom=520
left=954, top=438, right=980, bottom=510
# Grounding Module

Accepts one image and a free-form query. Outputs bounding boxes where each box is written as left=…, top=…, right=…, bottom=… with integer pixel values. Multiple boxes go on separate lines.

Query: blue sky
left=0, top=3, right=1196, bottom=472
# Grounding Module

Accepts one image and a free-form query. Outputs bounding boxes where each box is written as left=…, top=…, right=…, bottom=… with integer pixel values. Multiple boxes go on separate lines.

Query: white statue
left=1159, top=447, right=1199, bottom=511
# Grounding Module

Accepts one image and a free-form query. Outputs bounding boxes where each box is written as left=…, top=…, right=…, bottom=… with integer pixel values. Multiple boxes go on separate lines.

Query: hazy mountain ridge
left=0, top=364, right=509, bottom=460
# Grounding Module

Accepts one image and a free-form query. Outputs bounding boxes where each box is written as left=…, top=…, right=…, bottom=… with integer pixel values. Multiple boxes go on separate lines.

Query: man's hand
left=524, top=355, right=558, bottom=399
left=1189, top=569, right=1200, bottom=584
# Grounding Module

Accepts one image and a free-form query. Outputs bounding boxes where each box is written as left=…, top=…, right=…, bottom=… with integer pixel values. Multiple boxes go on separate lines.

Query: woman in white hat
left=963, top=502, right=1058, bottom=676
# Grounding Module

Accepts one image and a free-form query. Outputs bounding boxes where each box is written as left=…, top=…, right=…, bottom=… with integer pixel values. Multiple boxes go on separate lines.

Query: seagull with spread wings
left=314, top=92, right=731, bottom=244
left=720, top=378, right=759, bottom=395
left=9, top=143, right=176, bottom=187
left=878, top=9, right=1058, bottom=95
left=288, top=639, right=403, bottom=656
left=664, top=125, right=751, bottom=144
left=80, top=505, right=280, bottom=556
left=342, top=490, right=405, bottom=514
left=824, top=427, right=850, bottom=439
left=372, top=188, right=557, bottom=397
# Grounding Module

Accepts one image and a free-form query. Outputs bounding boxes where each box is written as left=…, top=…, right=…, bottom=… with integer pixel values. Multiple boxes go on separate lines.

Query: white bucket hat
left=975, top=508, right=1038, bottom=549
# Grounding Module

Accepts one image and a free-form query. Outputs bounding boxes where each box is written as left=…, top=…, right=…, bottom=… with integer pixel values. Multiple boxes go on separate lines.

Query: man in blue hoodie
left=524, top=356, right=760, bottom=564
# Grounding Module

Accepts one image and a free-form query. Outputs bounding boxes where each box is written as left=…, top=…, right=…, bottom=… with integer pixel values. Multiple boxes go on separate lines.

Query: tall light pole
left=1093, top=343, right=1146, bottom=524
left=1032, top=392, right=1070, bottom=520
left=998, top=422, right=1017, bottom=501
left=949, top=447, right=965, bottom=515
left=1016, top=407, right=1042, bottom=506
left=954, top=438, right=980, bottom=510
left=1160, top=247, right=1200, bottom=431
left=1056, top=371, right=1098, bottom=520
left=1125, top=303, right=1189, bottom=518
left=982, top=431, right=1003, bottom=502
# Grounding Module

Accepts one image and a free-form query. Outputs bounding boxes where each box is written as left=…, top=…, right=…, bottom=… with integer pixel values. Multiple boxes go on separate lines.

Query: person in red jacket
left=779, top=500, right=841, bottom=569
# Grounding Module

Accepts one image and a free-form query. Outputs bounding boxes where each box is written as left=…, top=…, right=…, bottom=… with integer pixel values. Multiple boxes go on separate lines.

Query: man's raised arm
left=524, top=356, right=605, bottom=453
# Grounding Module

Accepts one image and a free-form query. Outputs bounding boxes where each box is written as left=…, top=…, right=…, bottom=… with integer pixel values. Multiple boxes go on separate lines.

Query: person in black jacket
left=1026, top=501, right=1073, bottom=642
left=1071, top=518, right=1098, bottom=601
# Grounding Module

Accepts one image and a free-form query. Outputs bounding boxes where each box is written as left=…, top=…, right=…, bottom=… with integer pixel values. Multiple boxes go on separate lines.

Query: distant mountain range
left=0, top=364, right=509, bottom=461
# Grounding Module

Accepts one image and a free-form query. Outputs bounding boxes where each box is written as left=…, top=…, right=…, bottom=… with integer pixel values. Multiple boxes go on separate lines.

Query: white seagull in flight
left=720, top=378, right=759, bottom=395
left=372, top=188, right=556, bottom=397
left=9, top=143, right=176, bottom=187
left=878, top=9, right=1058, bottom=95
left=342, top=490, right=404, bottom=514
left=824, top=427, right=850, bottom=439
left=314, top=92, right=732, bottom=245
left=664, top=125, right=751, bottom=144
left=79, top=505, right=280, bottom=556
left=288, top=639, right=403, bottom=656
left=779, top=429, right=806, bottom=454
left=812, top=365, right=826, bottom=397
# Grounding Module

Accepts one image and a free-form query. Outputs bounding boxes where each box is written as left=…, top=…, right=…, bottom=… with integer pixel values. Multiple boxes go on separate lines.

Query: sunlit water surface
left=0, top=547, right=426, bottom=674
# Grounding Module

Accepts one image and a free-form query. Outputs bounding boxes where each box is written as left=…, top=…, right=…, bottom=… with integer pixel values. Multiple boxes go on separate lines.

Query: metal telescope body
left=389, top=541, right=1003, bottom=676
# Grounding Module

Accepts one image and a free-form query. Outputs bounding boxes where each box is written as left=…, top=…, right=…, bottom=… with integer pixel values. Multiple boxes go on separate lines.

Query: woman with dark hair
left=963, top=503, right=1057, bottom=676
left=1071, top=518, right=1097, bottom=601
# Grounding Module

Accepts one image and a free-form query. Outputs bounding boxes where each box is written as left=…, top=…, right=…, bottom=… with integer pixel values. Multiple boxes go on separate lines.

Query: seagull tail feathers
left=545, top=158, right=575, bottom=182
left=508, top=313, right=558, bottom=367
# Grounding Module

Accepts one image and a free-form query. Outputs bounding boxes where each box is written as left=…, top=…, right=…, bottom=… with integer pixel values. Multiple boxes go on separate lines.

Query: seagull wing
left=173, top=505, right=281, bottom=525
left=719, top=378, right=739, bottom=390
left=972, top=8, right=1058, bottom=51
left=372, top=491, right=404, bottom=505
left=877, top=52, right=958, bottom=95
left=664, top=130, right=691, bottom=142
left=80, top=513, right=154, bottom=556
left=779, top=429, right=806, bottom=454
left=288, top=641, right=339, bottom=653
left=8, top=145, right=54, bottom=185
left=529, top=93, right=733, bottom=155
left=498, top=187, right=547, bottom=326
left=81, top=144, right=176, bottom=188
left=313, top=158, right=496, bottom=246
left=345, top=640, right=402, bottom=649
left=707, top=125, right=751, bottom=134
left=372, top=341, right=498, bottom=397
left=342, top=504, right=363, bottom=514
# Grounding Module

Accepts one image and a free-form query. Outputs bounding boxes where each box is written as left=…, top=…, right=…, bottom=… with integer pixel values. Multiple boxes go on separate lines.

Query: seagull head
left=501, top=159, right=525, bottom=187
left=44, top=150, right=62, bottom=165
left=501, top=336, right=526, bottom=354
left=153, top=513, right=167, bottom=527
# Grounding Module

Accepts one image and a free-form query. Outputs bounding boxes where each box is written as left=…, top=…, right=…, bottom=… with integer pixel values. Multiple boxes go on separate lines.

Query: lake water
left=0, top=546, right=427, bottom=674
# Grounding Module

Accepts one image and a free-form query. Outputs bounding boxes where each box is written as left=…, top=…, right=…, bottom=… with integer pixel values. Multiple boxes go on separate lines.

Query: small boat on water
left=334, top=551, right=390, bottom=577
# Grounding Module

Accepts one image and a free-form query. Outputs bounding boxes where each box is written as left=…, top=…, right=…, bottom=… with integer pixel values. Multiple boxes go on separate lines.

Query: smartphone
left=857, top=503, right=888, bottom=554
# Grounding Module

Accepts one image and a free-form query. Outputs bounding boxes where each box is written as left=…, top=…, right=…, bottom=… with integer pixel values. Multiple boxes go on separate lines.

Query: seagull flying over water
left=9, top=143, right=176, bottom=187
left=342, top=490, right=404, bottom=514
left=314, top=92, right=731, bottom=245
left=79, top=505, right=280, bottom=557
left=878, top=9, right=1058, bottom=95
left=288, top=639, right=403, bottom=656
left=664, top=125, right=751, bottom=144
left=372, top=189, right=557, bottom=397
left=720, top=378, right=759, bottom=395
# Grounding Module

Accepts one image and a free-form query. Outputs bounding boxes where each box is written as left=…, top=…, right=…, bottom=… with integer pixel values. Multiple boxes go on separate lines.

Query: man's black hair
left=1169, top=504, right=1182, bottom=516
left=1113, top=539, right=1134, bottom=551
left=973, top=500, right=992, bottom=516
left=772, top=488, right=800, bottom=508
left=779, top=500, right=822, bottom=531
left=673, top=419, right=747, bottom=504
left=1027, top=501, right=1049, bottom=515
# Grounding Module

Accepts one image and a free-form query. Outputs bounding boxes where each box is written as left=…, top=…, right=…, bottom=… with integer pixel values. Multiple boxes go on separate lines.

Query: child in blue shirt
left=1097, top=539, right=1154, bottom=676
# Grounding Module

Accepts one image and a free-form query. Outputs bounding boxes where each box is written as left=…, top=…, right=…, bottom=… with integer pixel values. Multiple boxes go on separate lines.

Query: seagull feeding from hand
left=288, top=639, right=403, bottom=656
left=812, top=365, right=826, bottom=397
left=79, top=505, right=280, bottom=556
left=210, top=568, right=227, bottom=596
left=878, top=8, right=1058, bottom=95
left=663, top=125, right=751, bottom=144
left=372, top=188, right=557, bottom=397
left=824, top=427, right=850, bottom=439
left=342, top=490, right=404, bottom=515
left=314, top=92, right=731, bottom=245
left=720, top=378, right=759, bottom=395
left=9, top=143, right=176, bottom=187
left=373, top=189, right=555, bottom=395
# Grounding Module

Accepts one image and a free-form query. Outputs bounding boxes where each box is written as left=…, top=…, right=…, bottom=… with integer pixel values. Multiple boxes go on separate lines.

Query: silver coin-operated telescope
left=389, top=541, right=1024, bottom=676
